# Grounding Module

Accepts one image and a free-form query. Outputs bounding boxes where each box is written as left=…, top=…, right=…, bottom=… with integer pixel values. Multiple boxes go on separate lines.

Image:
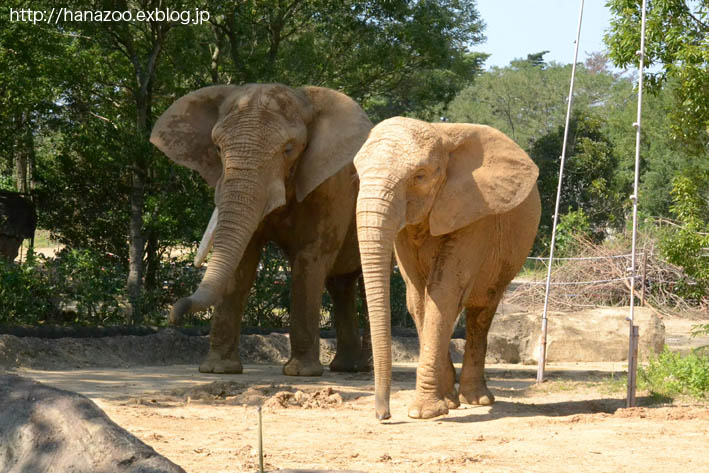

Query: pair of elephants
left=151, top=84, right=541, bottom=420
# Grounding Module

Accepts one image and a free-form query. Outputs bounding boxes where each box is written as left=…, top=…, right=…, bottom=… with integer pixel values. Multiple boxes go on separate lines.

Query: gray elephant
left=0, top=191, right=37, bottom=262
left=151, top=84, right=372, bottom=376
left=354, top=117, right=541, bottom=419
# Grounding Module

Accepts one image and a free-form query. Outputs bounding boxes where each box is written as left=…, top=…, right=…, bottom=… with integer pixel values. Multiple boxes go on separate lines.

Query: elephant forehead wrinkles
left=229, top=86, right=305, bottom=124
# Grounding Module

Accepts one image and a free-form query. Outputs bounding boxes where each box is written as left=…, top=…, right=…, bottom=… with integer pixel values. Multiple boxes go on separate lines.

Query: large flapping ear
left=294, top=87, right=373, bottom=202
left=150, top=85, right=240, bottom=187
left=428, top=123, right=539, bottom=236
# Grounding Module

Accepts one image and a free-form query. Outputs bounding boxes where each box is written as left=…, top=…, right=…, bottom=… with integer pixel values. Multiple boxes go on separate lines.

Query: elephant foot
left=199, top=352, right=243, bottom=374
left=459, top=385, right=495, bottom=406
left=283, top=357, right=324, bottom=376
left=444, top=388, right=460, bottom=410
left=329, top=351, right=362, bottom=372
left=408, top=395, right=449, bottom=419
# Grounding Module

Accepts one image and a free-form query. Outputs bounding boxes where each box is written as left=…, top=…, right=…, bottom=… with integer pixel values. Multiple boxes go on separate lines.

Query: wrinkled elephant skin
left=151, top=84, right=373, bottom=376
left=354, top=118, right=541, bottom=419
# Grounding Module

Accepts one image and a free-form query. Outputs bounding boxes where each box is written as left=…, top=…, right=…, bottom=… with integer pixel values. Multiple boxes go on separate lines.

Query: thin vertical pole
left=258, top=406, right=264, bottom=473
left=640, top=245, right=648, bottom=306
left=536, top=0, right=585, bottom=384
left=627, top=0, right=648, bottom=408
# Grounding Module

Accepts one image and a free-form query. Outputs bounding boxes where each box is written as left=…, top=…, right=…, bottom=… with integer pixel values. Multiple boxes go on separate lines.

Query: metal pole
left=640, top=245, right=648, bottom=306
left=536, top=0, right=585, bottom=384
left=627, top=0, right=648, bottom=408
left=258, top=406, right=264, bottom=473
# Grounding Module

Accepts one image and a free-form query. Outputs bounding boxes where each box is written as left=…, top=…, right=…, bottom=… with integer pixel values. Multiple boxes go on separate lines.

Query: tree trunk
left=127, top=167, right=145, bottom=323
left=144, top=229, right=159, bottom=291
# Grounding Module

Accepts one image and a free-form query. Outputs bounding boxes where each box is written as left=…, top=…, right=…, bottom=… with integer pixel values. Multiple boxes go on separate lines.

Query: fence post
left=640, top=247, right=648, bottom=306
left=626, top=324, right=639, bottom=408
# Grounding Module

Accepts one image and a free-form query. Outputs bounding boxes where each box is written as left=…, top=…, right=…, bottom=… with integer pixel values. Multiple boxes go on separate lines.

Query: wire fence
left=508, top=234, right=704, bottom=315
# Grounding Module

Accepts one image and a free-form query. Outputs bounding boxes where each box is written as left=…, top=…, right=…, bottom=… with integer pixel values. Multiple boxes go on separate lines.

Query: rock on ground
left=485, top=307, right=665, bottom=363
left=0, top=374, right=186, bottom=473
left=0, top=307, right=666, bottom=370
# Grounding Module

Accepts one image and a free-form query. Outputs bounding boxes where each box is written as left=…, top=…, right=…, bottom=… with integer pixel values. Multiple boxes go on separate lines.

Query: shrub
left=555, top=208, right=592, bottom=257
left=0, top=254, right=55, bottom=324
left=659, top=173, right=709, bottom=303
left=639, top=347, right=709, bottom=399
left=139, top=251, right=209, bottom=325
left=43, top=248, right=128, bottom=325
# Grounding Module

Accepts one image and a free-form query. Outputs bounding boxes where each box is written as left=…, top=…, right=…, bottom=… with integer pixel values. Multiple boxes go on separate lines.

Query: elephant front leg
left=199, top=237, right=262, bottom=374
left=408, top=295, right=459, bottom=419
left=458, top=305, right=497, bottom=405
left=326, top=273, right=365, bottom=372
left=283, top=254, right=329, bottom=376
left=406, top=281, right=459, bottom=410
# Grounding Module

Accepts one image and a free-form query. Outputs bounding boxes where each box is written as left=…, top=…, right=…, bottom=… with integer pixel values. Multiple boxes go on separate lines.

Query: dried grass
left=509, top=234, right=707, bottom=316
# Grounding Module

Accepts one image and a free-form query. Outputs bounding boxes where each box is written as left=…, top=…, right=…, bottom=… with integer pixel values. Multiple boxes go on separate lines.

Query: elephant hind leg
left=326, top=272, right=366, bottom=372
left=458, top=302, right=499, bottom=406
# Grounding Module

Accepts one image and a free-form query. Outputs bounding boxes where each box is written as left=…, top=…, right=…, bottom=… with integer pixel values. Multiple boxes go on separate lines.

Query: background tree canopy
left=1, top=0, right=707, bottom=325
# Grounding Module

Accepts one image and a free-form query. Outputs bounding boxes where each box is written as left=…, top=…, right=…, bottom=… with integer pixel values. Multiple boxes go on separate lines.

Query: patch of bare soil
left=5, top=317, right=708, bottom=473
left=166, top=381, right=345, bottom=410
left=12, top=360, right=708, bottom=473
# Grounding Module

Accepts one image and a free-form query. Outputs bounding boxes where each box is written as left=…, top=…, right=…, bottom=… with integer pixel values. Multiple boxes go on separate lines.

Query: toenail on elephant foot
left=199, top=353, right=243, bottom=374
left=408, top=397, right=449, bottom=419
left=283, top=357, right=324, bottom=376
left=459, top=386, right=495, bottom=406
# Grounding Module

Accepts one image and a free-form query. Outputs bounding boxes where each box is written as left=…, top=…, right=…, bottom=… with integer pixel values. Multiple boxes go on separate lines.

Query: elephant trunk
left=170, top=163, right=266, bottom=324
left=356, top=179, right=404, bottom=420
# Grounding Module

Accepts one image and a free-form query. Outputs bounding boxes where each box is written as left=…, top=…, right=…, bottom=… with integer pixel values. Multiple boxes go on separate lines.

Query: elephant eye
left=413, top=170, right=427, bottom=183
left=214, top=143, right=222, bottom=155
left=283, top=141, right=297, bottom=160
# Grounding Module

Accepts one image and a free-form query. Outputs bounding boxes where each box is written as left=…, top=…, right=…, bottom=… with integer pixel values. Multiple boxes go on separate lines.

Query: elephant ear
left=294, top=86, right=372, bottom=202
left=428, top=123, right=539, bottom=236
left=150, top=85, right=240, bottom=187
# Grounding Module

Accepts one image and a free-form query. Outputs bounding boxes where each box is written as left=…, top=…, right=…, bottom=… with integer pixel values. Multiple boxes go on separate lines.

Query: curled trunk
left=170, top=167, right=265, bottom=324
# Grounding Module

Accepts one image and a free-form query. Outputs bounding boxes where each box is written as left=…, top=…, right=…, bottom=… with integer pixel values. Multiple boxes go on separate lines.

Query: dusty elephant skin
left=354, top=117, right=541, bottom=420
left=151, top=84, right=372, bottom=377
left=0, top=374, right=186, bottom=473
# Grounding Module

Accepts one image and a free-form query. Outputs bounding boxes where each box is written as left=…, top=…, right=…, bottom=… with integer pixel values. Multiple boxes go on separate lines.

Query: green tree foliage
left=0, top=0, right=69, bottom=191
left=660, top=171, right=709, bottom=301
left=529, top=110, right=627, bottom=251
left=605, top=0, right=709, bottom=153
left=202, top=0, right=487, bottom=120
left=554, top=208, right=592, bottom=258
left=447, top=53, right=619, bottom=150
left=602, top=76, right=708, bottom=218
left=1, top=0, right=485, bottom=326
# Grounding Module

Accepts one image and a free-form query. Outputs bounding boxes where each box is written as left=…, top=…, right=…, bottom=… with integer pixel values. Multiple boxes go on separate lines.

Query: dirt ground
left=11, top=337, right=709, bottom=473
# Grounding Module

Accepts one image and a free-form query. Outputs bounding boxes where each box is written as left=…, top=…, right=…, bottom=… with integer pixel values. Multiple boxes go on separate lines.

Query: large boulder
left=0, top=374, right=186, bottom=473
left=486, top=307, right=665, bottom=363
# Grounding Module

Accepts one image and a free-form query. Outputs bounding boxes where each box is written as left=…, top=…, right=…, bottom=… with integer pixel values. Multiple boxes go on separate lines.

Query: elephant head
left=354, top=117, right=539, bottom=419
left=151, top=84, right=371, bottom=323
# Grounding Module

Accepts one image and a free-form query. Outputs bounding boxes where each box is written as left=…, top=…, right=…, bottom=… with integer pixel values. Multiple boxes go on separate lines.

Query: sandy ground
left=13, top=359, right=709, bottom=473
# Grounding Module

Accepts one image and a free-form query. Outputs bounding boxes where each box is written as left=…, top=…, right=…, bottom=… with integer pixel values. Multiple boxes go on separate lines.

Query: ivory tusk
left=194, top=207, right=218, bottom=268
